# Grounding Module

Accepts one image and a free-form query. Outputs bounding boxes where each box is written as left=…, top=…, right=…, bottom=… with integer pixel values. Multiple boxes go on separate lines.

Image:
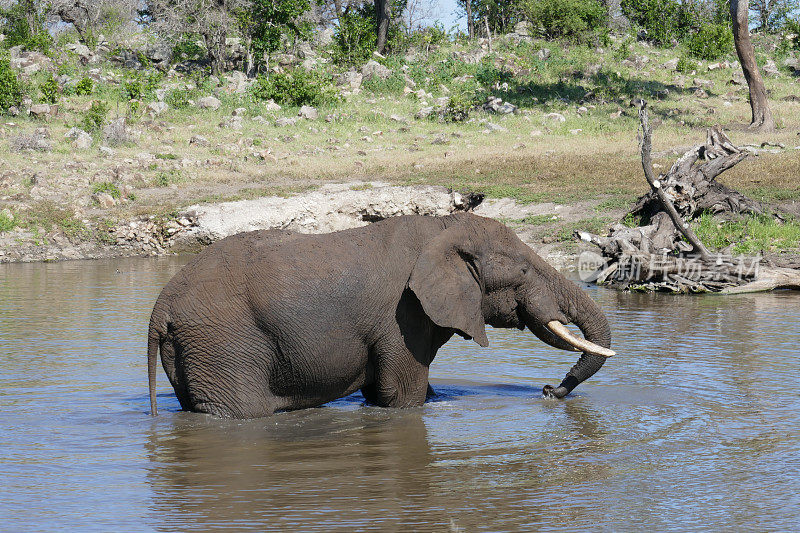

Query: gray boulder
left=197, top=96, right=222, bottom=110
left=361, top=60, right=392, bottom=80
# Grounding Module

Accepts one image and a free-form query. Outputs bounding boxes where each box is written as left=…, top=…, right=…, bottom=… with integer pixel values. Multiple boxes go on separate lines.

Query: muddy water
left=2, top=256, right=799, bottom=531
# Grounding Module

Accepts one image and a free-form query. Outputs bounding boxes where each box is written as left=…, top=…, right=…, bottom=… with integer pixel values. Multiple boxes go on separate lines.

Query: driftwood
left=577, top=103, right=800, bottom=294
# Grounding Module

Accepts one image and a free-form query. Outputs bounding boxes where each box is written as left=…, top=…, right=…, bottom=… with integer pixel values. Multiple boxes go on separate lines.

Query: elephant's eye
left=521, top=267, right=528, bottom=275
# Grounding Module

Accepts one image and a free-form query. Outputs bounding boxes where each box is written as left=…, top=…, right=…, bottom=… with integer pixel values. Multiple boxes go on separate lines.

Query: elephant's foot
left=542, top=384, right=569, bottom=399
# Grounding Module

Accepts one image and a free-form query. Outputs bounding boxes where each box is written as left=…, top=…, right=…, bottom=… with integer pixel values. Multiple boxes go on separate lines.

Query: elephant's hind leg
left=361, top=342, right=430, bottom=408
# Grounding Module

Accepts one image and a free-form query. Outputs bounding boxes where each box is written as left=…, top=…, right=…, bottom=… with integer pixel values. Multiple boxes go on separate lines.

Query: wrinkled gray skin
left=148, top=213, right=612, bottom=418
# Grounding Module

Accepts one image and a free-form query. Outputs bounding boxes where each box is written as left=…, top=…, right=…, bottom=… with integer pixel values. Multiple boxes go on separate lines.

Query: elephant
left=147, top=212, right=614, bottom=418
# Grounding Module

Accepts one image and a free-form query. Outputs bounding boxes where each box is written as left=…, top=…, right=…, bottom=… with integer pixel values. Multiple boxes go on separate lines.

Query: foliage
left=0, top=0, right=52, bottom=53
left=235, top=0, right=311, bottom=65
left=520, top=0, right=607, bottom=42
left=468, top=0, right=522, bottom=35
left=0, top=57, right=24, bottom=113
left=676, top=56, right=698, bottom=73
left=250, top=69, right=339, bottom=107
left=154, top=169, right=183, bottom=187
left=441, top=90, right=480, bottom=122
left=404, top=23, right=450, bottom=49
left=785, top=18, right=800, bottom=50
left=171, top=35, right=206, bottom=62
left=39, top=74, right=59, bottom=104
left=122, top=71, right=163, bottom=101
left=687, top=23, right=733, bottom=60
left=165, top=88, right=194, bottom=109
left=92, top=181, right=121, bottom=199
left=621, top=0, right=694, bottom=46
left=0, top=210, right=14, bottom=232
left=81, top=100, right=109, bottom=132
left=331, top=4, right=378, bottom=65
left=75, top=77, right=94, bottom=96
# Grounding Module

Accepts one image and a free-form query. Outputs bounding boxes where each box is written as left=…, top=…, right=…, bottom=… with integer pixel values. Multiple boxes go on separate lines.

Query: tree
left=730, top=0, right=775, bottom=132
left=375, top=0, right=392, bottom=53
left=234, top=0, right=310, bottom=73
left=751, top=0, right=800, bottom=32
left=50, top=0, right=139, bottom=45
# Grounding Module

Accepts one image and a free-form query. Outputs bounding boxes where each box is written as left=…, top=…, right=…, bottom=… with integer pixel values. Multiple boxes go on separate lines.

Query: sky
left=422, top=0, right=466, bottom=31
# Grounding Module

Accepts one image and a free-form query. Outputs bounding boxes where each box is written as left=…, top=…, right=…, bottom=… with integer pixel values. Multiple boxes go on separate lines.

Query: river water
left=1, top=256, right=799, bottom=531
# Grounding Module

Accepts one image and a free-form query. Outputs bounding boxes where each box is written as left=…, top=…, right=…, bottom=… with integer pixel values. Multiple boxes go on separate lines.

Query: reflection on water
left=1, top=257, right=800, bottom=531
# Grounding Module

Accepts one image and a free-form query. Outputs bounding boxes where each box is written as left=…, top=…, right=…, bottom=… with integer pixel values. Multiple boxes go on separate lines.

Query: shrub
left=331, top=6, right=376, bottom=65
left=172, top=36, right=206, bottom=62
left=0, top=209, right=14, bottom=232
left=440, top=90, right=480, bottom=122
left=81, top=100, right=109, bottom=132
left=676, top=55, right=698, bottom=73
left=521, top=0, right=608, bottom=41
left=687, top=23, right=733, bottom=60
left=0, top=1, right=52, bottom=53
left=784, top=18, right=800, bottom=51
left=250, top=69, right=339, bottom=107
left=0, top=57, right=24, bottom=113
left=39, top=74, right=59, bottom=104
left=75, top=77, right=94, bottom=96
left=165, top=88, right=193, bottom=109
left=11, top=132, right=51, bottom=152
left=621, top=0, right=693, bottom=46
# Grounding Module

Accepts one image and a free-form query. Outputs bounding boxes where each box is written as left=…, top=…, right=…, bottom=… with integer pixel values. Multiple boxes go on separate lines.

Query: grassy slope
left=1, top=34, right=799, bottom=257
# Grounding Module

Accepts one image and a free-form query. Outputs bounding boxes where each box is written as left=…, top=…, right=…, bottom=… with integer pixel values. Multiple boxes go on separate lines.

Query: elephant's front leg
left=361, top=343, right=430, bottom=408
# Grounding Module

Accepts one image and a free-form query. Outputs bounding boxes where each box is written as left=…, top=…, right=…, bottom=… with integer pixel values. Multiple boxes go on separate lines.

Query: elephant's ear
left=408, top=226, right=489, bottom=347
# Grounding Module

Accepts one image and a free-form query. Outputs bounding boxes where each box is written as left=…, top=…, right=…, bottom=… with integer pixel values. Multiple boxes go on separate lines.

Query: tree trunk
left=465, top=0, right=474, bottom=40
left=731, top=0, right=775, bottom=132
left=375, top=0, right=391, bottom=54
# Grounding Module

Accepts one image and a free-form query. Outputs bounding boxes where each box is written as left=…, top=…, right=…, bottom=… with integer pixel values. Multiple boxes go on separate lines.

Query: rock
left=544, top=112, right=566, bottom=122
left=577, top=106, right=588, bottom=115
left=693, top=78, right=714, bottom=89
left=569, top=129, right=583, bottom=135
left=514, top=21, right=533, bottom=36
left=155, top=88, right=167, bottom=101
left=783, top=57, right=800, bottom=73
left=415, top=106, right=434, bottom=119
left=275, top=117, right=298, bottom=127
left=434, top=97, right=450, bottom=107
left=662, top=58, right=679, bottom=70
left=314, top=27, right=335, bottom=48
left=29, top=104, right=50, bottom=118
left=361, top=60, right=392, bottom=80
left=220, top=116, right=243, bottom=129
left=483, top=122, right=507, bottom=132
left=224, top=71, right=251, bottom=94
left=484, top=96, right=517, bottom=114
left=197, top=96, right=221, bottom=110
left=763, top=59, right=780, bottom=77
left=298, top=105, right=318, bottom=120
left=337, top=70, right=363, bottom=90
left=297, top=42, right=315, bottom=59
left=94, top=192, right=116, bottom=208
left=693, top=88, right=709, bottom=98
left=584, top=63, right=602, bottom=77
left=99, top=146, right=115, bottom=156
left=189, top=135, right=210, bottom=146
left=70, top=130, right=93, bottom=150
left=66, top=42, right=93, bottom=62
left=530, top=129, right=543, bottom=136
left=264, top=99, right=282, bottom=112
left=537, top=48, right=551, bottom=61
left=146, top=101, right=168, bottom=117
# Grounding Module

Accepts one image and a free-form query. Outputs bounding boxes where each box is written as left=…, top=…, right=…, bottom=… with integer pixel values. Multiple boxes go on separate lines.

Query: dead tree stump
left=577, top=103, right=800, bottom=294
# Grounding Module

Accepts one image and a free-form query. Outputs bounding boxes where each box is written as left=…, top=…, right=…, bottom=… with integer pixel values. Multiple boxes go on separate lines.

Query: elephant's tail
left=147, top=322, right=161, bottom=416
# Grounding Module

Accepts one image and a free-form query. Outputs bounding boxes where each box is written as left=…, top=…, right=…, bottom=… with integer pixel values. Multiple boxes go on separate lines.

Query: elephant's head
left=408, top=214, right=614, bottom=398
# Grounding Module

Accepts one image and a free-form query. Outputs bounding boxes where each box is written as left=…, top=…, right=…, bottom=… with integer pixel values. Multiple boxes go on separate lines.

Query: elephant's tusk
left=546, top=321, right=616, bottom=357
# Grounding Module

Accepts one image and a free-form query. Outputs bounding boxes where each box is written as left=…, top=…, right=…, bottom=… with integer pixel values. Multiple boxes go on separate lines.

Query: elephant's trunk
left=541, top=281, right=613, bottom=399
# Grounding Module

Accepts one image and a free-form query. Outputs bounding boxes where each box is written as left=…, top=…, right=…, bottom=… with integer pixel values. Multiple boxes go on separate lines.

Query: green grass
left=155, top=153, right=178, bottom=160
left=154, top=170, right=183, bottom=187
left=91, top=181, right=121, bottom=199
left=522, top=214, right=559, bottom=225
left=692, top=212, right=800, bottom=255
left=16, top=201, right=88, bottom=239
left=0, top=211, right=15, bottom=232
left=557, top=216, right=614, bottom=241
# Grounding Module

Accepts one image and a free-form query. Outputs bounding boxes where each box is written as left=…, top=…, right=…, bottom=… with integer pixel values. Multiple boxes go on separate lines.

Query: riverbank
left=2, top=35, right=799, bottom=266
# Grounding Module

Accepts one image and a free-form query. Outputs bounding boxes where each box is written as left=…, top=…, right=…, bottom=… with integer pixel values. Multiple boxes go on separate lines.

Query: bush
left=784, top=18, right=800, bottom=51
left=687, top=23, right=733, bottom=60
left=331, top=6, right=376, bottom=65
left=440, top=90, right=480, bottom=122
left=165, top=88, right=193, bottom=109
left=521, top=0, right=608, bottom=41
left=0, top=209, right=14, bottom=232
left=39, top=74, right=59, bottom=104
left=0, top=57, right=24, bottom=113
left=621, top=0, right=693, bottom=46
left=75, top=77, right=94, bottom=96
left=0, top=1, right=52, bottom=53
left=250, top=69, right=339, bottom=107
left=676, top=55, right=698, bottom=73
left=81, top=100, right=109, bottom=132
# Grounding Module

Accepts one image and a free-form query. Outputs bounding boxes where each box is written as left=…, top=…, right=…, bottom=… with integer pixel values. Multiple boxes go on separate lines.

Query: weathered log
left=637, top=104, right=712, bottom=260
left=577, top=105, right=798, bottom=294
